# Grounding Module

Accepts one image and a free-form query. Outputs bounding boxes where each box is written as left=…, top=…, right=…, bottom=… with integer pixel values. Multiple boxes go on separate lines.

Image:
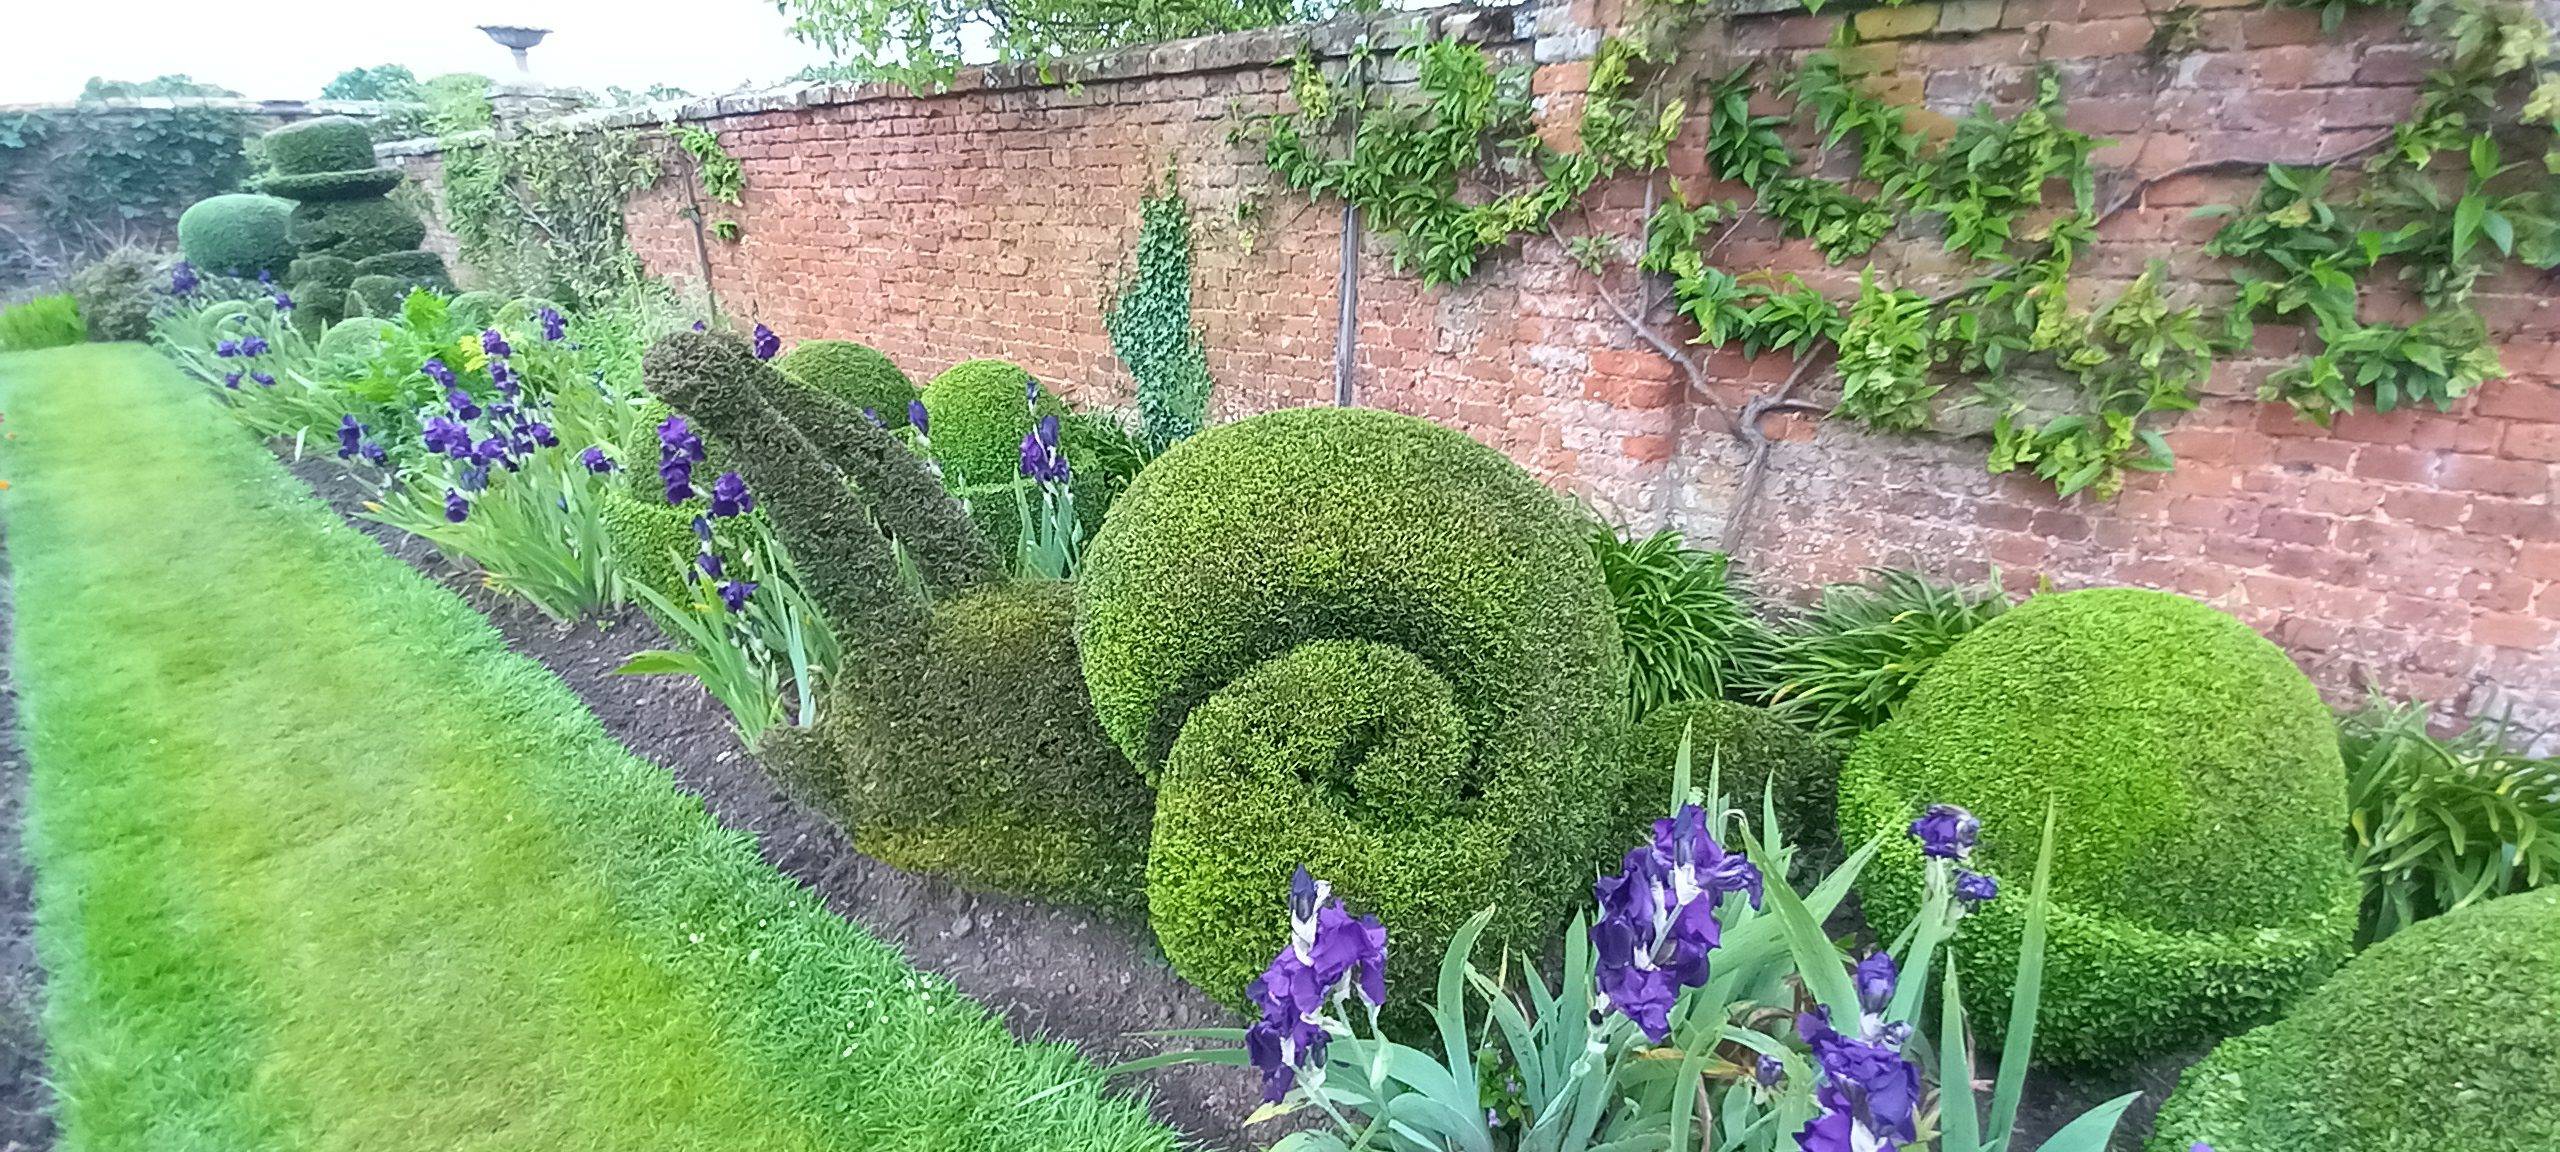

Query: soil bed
left=0, top=539, right=57, bottom=1151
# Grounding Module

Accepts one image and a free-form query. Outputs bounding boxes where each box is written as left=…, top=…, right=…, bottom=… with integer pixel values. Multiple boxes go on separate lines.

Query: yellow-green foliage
left=2149, top=887, right=2560, bottom=1152
left=0, top=294, right=85, bottom=351
left=1618, top=698, right=1842, bottom=874
left=1838, top=587, right=2357, bottom=1065
left=778, top=340, right=920, bottom=426
left=1079, top=406, right=1625, bottom=1007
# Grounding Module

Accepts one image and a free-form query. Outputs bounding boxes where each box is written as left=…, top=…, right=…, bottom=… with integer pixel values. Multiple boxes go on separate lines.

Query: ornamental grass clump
left=1837, top=587, right=2358, bottom=1066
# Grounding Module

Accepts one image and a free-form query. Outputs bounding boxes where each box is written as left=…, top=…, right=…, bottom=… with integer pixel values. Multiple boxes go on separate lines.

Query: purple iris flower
left=444, top=489, right=469, bottom=523
left=447, top=389, right=481, bottom=420
left=240, top=334, right=268, bottom=357
left=251, top=371, right=275, bottom=387
left=1242, top=867, right=1388, bottom=1103
left=717, top=579, right=757, bottom=612
left=1590, top=805, right=1762, bottom=1042
left=258, top=269, right=272, bottom=285
left=1955, top=869, right=1999, bottom=906
left=481, top=329, right=512, bottom=358
left=1755, top=1053, right=1784, bottom=1091
left=459, top=461, right=491, bottom=492
left=861, top=407, right=883, bottom=427
left=359, top=440, right=387, bottom=465
left=908, top=400, right=929, bottom=435
left=215, top=338, right=241, bottom=358
left=580, top=445, right=615, bottom=474
left=750, top=323, right=779, bottom=360
left=1024, top=377, right=1041, bottom=405
left=691, top=515, right=713, bottom=544
left=537, top=307, right=567, bottom=342
left=690, top=320, right=707, bottom=332
left=1794, top=1008, right=1922, bottom=1152
left=697, top=551, right=724, bottom=579
left=529, top=422, right=557, bottom=448
left=423, top=358, right=457, bottom=389
left=337, top=415, right=368, bottom=460
left=169, top=261, right=199, bottom=296
left=222, top=371, right=242, bottom=389
left=490, top=360, right=519, bottom=395
left=1853, top=952, right=1897, bottom=1019
left=709, top=471, right=753, bottom=518
left=272, top=291, right=294, bottom=312
left=658, top=415, right=706, bottom=504
left=1018, top=415, right=1070, bottom=484
left=1909, top=804, right=1980, bottom=861
left=422, top=416, right=473, bottom=458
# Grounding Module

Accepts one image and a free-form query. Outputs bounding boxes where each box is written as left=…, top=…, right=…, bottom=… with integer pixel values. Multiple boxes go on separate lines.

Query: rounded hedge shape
left=288, top=253, right=359, bottom=309
left=1838, top=587, right=2357, bottom=1066
left=176, top=193, right=295, bottom=279
left=1618, top=698, right=1842, bottom=874
left=314, top=316, right=397, bottom=363
left=352, top=250, right=450, bottom=287
left=261, top=116, right=377, bottom=176
left=919, top=359, right=1061, bottom=486
left=1080, top=406, right=1625, bottom=1007
left=259, top=168, right=405, bottom=202
left=67, top=248, right=158, bottom=342
left=447, top=291, right=504, bottom=331
left=2149, top=887, right=2560, bottom=1152
left=345, top=274, right=408, bottom=317
left=804, top=581, right=1153, bottom=911
left=597, top=489, right=699, bottom=602
left=778, top=340, right=920, bottom=425
left=288, top=198, right=427, bottom=262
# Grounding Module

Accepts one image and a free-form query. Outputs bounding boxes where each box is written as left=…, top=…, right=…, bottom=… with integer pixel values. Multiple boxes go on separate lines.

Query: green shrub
left=258, top=168, right=404, bottom=202
left=920, top=359, right=1060, bottom=486
left=776, top=339, right=920, bottom=424
left=288, top=197, right=428, bottom=262
left=1079, top=406, right=1624, bottom=1007
left=352, top=250, right=451, bottom=289
left=345, top=274, right=408, bottom=317
left=0, top=294, right=84, bottom=351
left=792, top=581, right=1152, bottom=911
left=1616, top=698, right=1841, bottom=874
left=1105, top=180, right=1214, bottom=452
left=1059, top=410, right=1148, bottom=529
left=1756, top=567, right=2012, bottom=741
left=1590, top=524, right=1770, bottom=721
left=260, top=116, right=376, bottom=176
left=2340, top=696, right=2560, bottom=945
left=1838, top=587, right=2358, bottom=1066
left=447, top=291, right=504, bottom=331
left=67, top=248, right=159, bottom=342
left=2148, top=887, right=2560, bottom=1152
left=176, top=193, right=296, bottom=278
left=288, top=253, right=360, bottom=321
left=314, top=316, right=397, bottom=363
left=596, top=489, right=696, bottom=602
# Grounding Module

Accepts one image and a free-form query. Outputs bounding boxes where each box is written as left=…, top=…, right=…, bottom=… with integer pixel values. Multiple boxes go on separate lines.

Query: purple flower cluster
left=1017, top=414, right=1069, bottom=484
left=658, top=415, right=707, bottom=503
left=709, top=470, right=754, bottom=518
left=685, top=467, right=758, bottom=612
left=1244, top=867, right=1387, bottom=1103
left=1794, top=996, right=1923, bottom=1152
left=907, top=399, right=930, bottom=435
left=579, top=445, right=615, bottom=474
left=415, top=338, right=570, bottom=523
left=336, top=415, right=385, bottom=464
left=1590, top=805, right=1763, bottom=1042
left=214, top=334, right=270, bottom=359
left=537, top=307, right=568, bottom=342
left=751, top=322, right=780, bottom=361
left=272, top=290, right=294, bottom=313
left=168, top=261, right=199, bottom=297
left=423, top=358, right=457, bottom=390
left=482, top=328, right=513, bottom=359
left=1909, top=803, right=1999, bottom=911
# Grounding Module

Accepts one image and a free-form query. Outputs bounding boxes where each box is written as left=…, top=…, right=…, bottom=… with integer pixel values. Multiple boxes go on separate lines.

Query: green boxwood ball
left=2148, top=887, right=2560, bottom=1152
left=597, top=489, right=697, bottom=602
left=778, top=340, right=921, bottom=426
left=261, top=115, right=378, bottom=176
left=1618, top=698, right=1843, bottom=875
left=919, top=359, right=1061, bottom=486
left=176, top=193, right=296, bottom=279
left=288, top=198, right=428, bottom=262
left=447, top=291, right=504, bottom=331
left=314, top=316, right=397, bottom=363
left=1838, top=587, right=2357, bottom=1066
left=1079, top=406, right=1625, bottom=1008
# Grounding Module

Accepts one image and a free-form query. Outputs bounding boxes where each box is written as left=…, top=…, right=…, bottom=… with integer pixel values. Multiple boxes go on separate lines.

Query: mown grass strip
left=0, top=344, right=1173, bottom=1152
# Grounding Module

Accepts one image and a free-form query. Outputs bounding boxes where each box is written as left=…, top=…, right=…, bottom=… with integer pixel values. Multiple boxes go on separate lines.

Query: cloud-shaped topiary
left=778, top=340, right=921, bottom=427
left=2148, top=886, right=2560, bottom=1152
left=1078, top=406, right=1625, bottom=1008
left=1837, top=587, right=2357, bottom=1066
left=176, top=193, right=296, bottom=279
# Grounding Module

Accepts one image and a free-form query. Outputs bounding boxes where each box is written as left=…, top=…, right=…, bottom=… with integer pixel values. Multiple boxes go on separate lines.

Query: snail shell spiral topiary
left=1076, top=407, right=1627, bottom=1009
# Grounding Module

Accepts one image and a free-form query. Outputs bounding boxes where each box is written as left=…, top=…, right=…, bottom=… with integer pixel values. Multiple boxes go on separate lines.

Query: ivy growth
left=440, top=126, right=663, bottom=306
left=675, top=125, right=745, bottom=242
left=1106, top=175, right=1216, bottom=452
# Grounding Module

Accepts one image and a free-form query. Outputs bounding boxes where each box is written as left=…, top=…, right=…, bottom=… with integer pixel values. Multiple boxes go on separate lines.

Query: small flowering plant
left=1011, top=402, right=1080, bottom=579
left=1120, top=733, right=2140, bottom=1152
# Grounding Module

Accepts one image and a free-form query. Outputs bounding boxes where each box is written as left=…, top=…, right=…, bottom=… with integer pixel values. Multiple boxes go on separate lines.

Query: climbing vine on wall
left=440, top=125, right=663, bottom=306
left=1106, top=174, right=1217, bottom=451
left=0, top=104, right=253, bottom=239
left=673, top=125, right=745, bottom=241
left=1243, top=0, right=2560, bottom=508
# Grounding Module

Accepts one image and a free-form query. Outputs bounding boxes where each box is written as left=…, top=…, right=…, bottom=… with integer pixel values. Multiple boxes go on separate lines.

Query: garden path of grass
left=0, top=343, right=1175, bottom=1152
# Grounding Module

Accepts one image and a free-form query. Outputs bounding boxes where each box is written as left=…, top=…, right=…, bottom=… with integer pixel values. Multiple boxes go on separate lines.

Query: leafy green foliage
left=1832, top=272, right=1936, bottom=431
left=66, top=247, right=160, bottom=342
left=439, top=127, right=659, bottom=306
left=775, top=0, right=1331, bottom=86
left=2149, top=887, right=2560, bottom=1152
left=1106, top=178, right=1214, bottom=452
left=0, top=294, right=83, bottom=351
left=176, top=193, right=295, bottom=278
left=674, top=125, right=744, bottom=241
left=1755, top=567, right=2011, bottom=741
left=0, top=90, right=253, bottom=239
left=1587, top=522, right=1769, bottom=719
left=321, top=65, right=421, bottom=102
left=2339, top=696, right=2560, bottom=945
left=1839, top=588, right=2358, bottom=1065
left=1614, top=697, right=1843, bottom=871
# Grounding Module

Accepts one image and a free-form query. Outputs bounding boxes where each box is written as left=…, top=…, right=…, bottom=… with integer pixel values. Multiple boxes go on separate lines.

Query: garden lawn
left=0, top=343, right=1175, bottom=1152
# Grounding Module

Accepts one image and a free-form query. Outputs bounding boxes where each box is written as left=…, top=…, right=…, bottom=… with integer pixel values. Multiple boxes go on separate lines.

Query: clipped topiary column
left=254, top=116, right=449, bottom=325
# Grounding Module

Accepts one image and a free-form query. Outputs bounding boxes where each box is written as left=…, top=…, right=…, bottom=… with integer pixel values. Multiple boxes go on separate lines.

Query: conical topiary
left=253, top=115, right=449, bottom=327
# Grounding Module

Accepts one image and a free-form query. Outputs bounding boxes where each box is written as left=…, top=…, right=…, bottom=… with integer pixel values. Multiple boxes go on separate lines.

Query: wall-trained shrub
left=66, top=247, right=159, bottom=342
left=777, top=339, right=920, bottom=425
left=1079, top=406, right=1626, bottom=1008
left=1837, top=587, right=2358, bottom=1066
left=1616, top=697, right=1841, bottom=874
left=176, top=193, right=295, bottom=279
left=2148, top=886, right=2560, bottom=1152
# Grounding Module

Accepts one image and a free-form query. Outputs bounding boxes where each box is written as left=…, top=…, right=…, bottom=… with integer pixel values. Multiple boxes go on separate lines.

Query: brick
left=1855, top=4, right=1942, bottom=39
left=2477, top=378, right=2560, bottom=423
left=2442, top=454, right=2555, bottom=497
left=2507, top=423, right=2560, bottom=462
left=2473, top=612, right=2560, bottom=651
left=1941, top=0, right=2007, bottom=33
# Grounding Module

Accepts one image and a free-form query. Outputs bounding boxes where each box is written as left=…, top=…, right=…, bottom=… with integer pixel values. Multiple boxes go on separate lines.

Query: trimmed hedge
left=352, top=250, right=450, bottom=287
left=67, top=248, right=158, bottom=342
left=596, top=489, right=697, bottom=602
left=796, top=581, right=1152, bottom=911
left=176, top=193, right=295, bottom=279
left=1080, top=406, right=1624, bottom=1007
left=920, top=359, right=1059, bottom=487
left=1838, top=587, right=2357, bottom=1066
left=1618, top=698, right=1842, bottom=874
left=346, top=274, right=408, bottom=317
left=288, top=198, right=428, bottom=262
left=314, top=316, right=397, bottom=363
left=261, top=116, right=376, bottom=176
left=2149, top=887, right=2560, bottom=1152
left=447, top=291, right=503, bottom=331
left=777, top=340, right=920, bottom=425
left=288, top=253, right=359, bottom=316
left=259, top=168, right=405, bottom=202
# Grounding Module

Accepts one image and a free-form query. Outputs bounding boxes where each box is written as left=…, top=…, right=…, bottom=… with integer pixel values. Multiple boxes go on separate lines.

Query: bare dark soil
left=0, top=538, right=57, bottom=1151
left=281, top=453, right=1264, bottom=1147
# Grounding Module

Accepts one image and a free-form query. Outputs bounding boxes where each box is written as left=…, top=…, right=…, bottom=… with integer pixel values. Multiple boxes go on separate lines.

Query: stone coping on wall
left=0, top=96, right=405, bottom=117
left=374, top=3, right=1541, bottom=159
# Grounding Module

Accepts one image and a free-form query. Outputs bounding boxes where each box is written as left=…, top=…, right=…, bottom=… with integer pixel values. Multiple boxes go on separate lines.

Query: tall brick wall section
left=390, top=0, right=2560, bottom=741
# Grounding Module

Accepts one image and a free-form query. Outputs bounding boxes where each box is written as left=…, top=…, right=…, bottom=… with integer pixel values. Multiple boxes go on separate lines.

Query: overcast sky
left=2, top=0, right=834, bottom=104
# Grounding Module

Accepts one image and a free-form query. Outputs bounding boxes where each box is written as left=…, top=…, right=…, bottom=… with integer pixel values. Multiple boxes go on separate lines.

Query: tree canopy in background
left=773, top=0, right=1369, bottom=85
left=322, top=65, right=423, bottom=102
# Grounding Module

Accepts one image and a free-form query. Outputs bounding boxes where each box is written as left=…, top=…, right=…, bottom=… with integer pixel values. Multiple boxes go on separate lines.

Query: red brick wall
left=396, top=0, right=2560, bottom=741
